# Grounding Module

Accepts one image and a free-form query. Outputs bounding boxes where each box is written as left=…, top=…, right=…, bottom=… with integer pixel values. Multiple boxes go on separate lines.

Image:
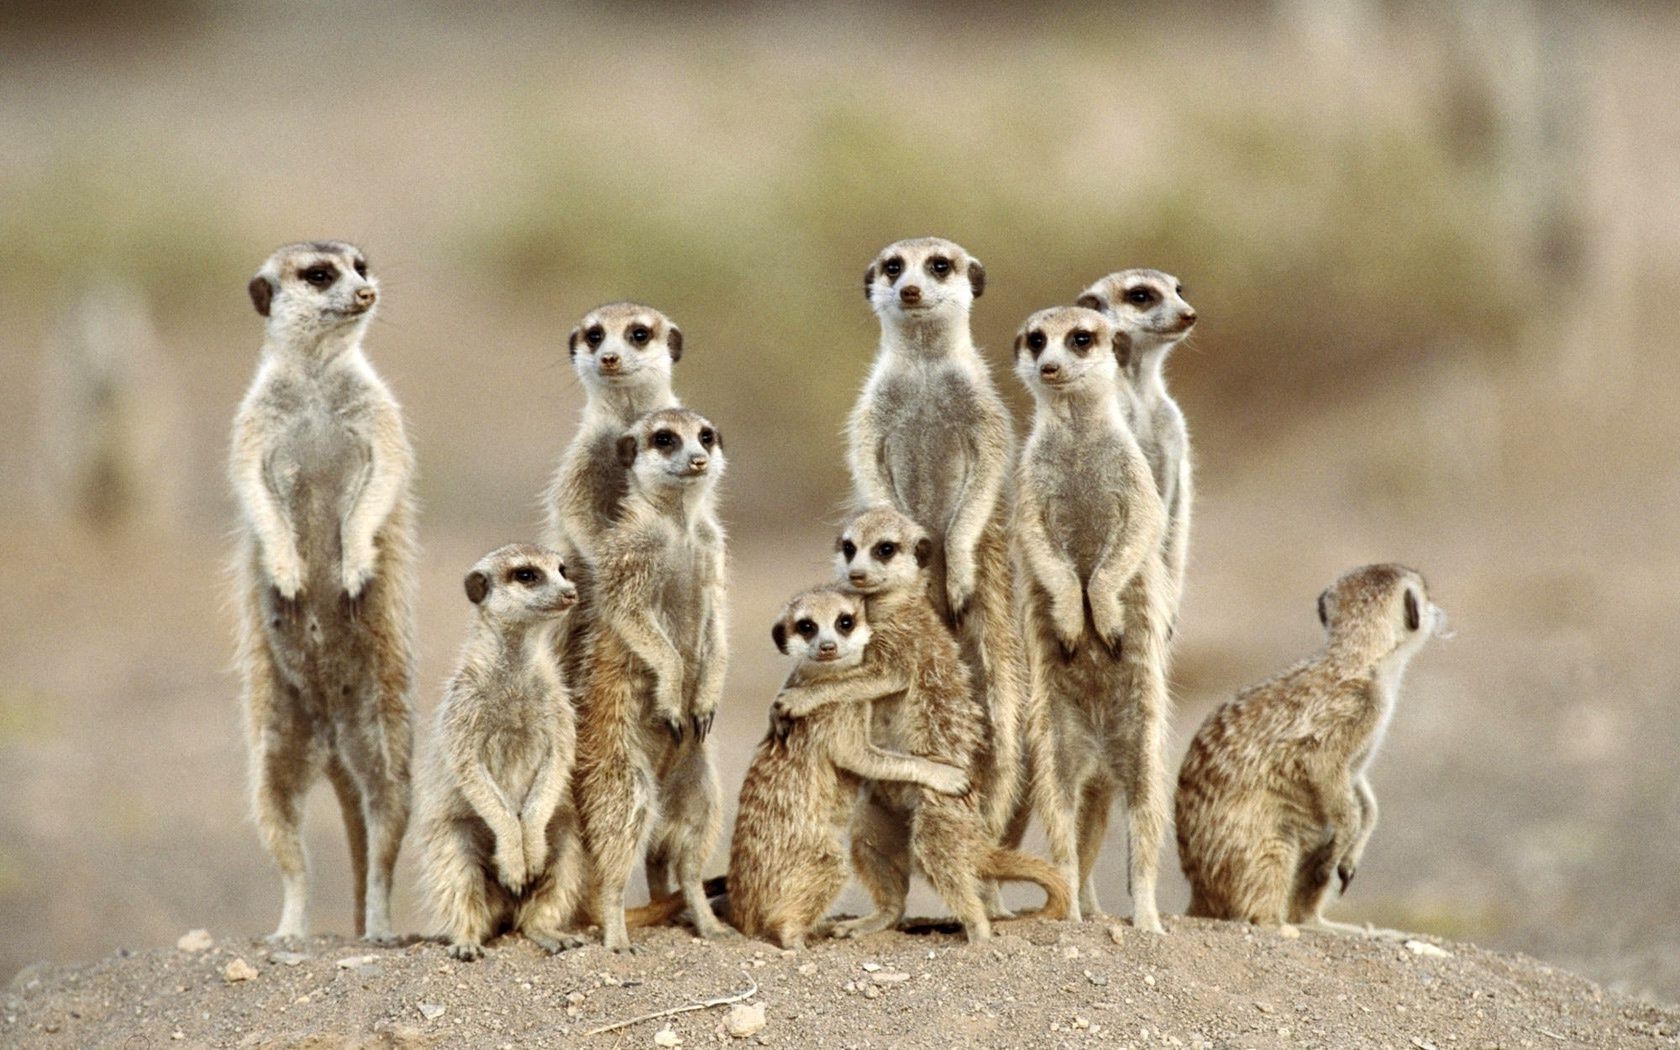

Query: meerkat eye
left=629, top=325, right=651, bottom=345
left=836, top=614, right=855, bottom=633
left=302, top=266, right=335, bottom=288
left=512, top=567, right=542, bottom=585
left=1026, top=331, right=1047, bottom=355
left=875, top=541, right=896, bottom=561
left=584, top=325, right=605, bottom=348
left=795, top=618, right=817, bottom=638
left=1126, top=287, right=1155, bottom=305
left=1175, top=284, right=1185, bottom=296
left=841, top=539, right=857, bottom=560
left=927, top=256, right=952, bottom=277
left=1071, top=330, right=1093, bottom=350
left=653, top=430, right=676, bottom=449
left=882, top=258, right=903, bottom=279
left=353, top=259, right=368, bottom=278
left=698, top=428, right=715, bottom=448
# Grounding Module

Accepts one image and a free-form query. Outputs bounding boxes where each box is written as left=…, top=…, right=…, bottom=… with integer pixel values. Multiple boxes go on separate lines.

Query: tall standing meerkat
left=1175, top=564, right=1447, bottom=931
left=574, top=407, right=732, bottom=951
left=419, top=544, right=583, bottom=960
left=848, top=236, right=1028, bottom=851
left=1076, top=270, right=1197, bottom=636
left=728, top=586, right=971, bottom=950
left=773, top=507, right=1070, bottom=942
left=230, top=241, right=417, bottom=943
left=1012, top=305, right=1172, bottom=932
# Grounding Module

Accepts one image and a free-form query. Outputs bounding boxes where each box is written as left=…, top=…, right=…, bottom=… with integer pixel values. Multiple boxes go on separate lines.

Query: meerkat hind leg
left=325, top=759, right=370, bottom=937
left=832, top=795, right=910, bottom=939
left=253, top=718, right=321, bottom=943
left=1076, top=778, right=1115, bottom=918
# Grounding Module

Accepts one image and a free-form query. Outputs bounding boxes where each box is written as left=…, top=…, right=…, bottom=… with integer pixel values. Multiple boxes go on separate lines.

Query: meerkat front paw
left=1089, top=597, right=1126, bottom=658
left=522, top=829, right=549, bottom=877
left=268, top=552, right=306, bottom=601
left=448, top=940, right=485, bottom=962
left=653, top=685, right=686, bottom=742
left=494, top=841, right=530, bottom=894
left=945, top=551, right=978, bottom=627
left=341, top=547, right=377, bottom=600
left=690, top=709, right=716, bottom=742
left=526, top=929, right=584, bottom=954
left=1051, top=592, right=1085, bottom=659
left=927, top=763, right=971, bottom=797
left=1337, top=861, right=1356, bottom=894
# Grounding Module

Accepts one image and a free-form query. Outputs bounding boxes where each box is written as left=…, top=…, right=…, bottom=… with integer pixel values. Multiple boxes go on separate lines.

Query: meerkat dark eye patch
left=882, top=256, right=904, bottom=278
left=354, top=259, right=368, bottom=278
left=1126, top=286, right=1156, bottom=305
left=874, top=541, right=896, bottom=561
left=1076, top=293, right=1105, bottom=311
left=465, top=570, right=490, bottom=605
left=836, top=614, right=855, bottom=634
left=914, top=536, right=933, bottom=568
left=1026, top=331, right=1047, bottom=357
left=628, top=325, right=651, bottom=345
left=652, top=429, right=678, bottom=450
left=771, top=621, right=789, bottom=653
left=840, top=539, right=857, bottom=560
left=1404, top=590, right=1420, bottom=631
left=510, top=566, right=543, bottom=585
left=1068, top=329, right=1094, bottom=351
left=248, top=276, right=274, bottom=317
left=585, top=325, right=606, bottom=348
left=967, top=260, right=985, bottom=298
left=301, top=263, right=338, bottom=288
left=666, top=326, right=683, bottom=362
left=698, top=428, right=714, bottom=447
left=796, top=618, right=817, bottom=638
left=926, top=255, right=952, bottom=279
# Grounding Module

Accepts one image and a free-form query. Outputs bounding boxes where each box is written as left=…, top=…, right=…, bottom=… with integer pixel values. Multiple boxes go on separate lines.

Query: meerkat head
left=834, top=505, right=933, bottom=596
left=617, top=407, right=725, bottom=495
left=567, top=302, right=681, bottom=393
left=864, top=237, right=985, bottom=326
left=1076, top=269, right=1195, bottom=368
left=463, top=543, right=578, bottom=625
left=1013, top=305, right=1122, bottom=398
left=248, top=241, right=378, bottom=345
left=1316, top=563, right=1449, bottom=660
left=771, top=585, right=872, bottom=671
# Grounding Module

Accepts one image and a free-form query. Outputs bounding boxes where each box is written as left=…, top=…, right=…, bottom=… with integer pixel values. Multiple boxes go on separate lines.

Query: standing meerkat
left=1012, top=305, right=1172, bottom=932
left=728, top=586, right=970, bottom=950
left=848, top=236, right=1028, bottom=854
left=229, top=241, right=416, bottom=943
left=1077, top=270, right=1198, bottom=636
left=773, top=507, right=1070, bottom=942
left=1175, top=564, right=1447, bottom=931
left=419, top=545, right=584, bottom=960
left=574, top=408, right=732, bottom=951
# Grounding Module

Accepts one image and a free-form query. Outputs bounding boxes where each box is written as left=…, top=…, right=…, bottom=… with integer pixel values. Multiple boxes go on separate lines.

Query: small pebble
left=1405, top=940, right=1452, bottom=959
left=176, top=929, right=213, bottom=953
left=222, top=958, right=258, bottom=983
left=336, top=954, right=379, bottom=969
left=1278, top=924, right=1301, bottom=940
left=723, top=1002, right=767, bottom=1038
left=271, top=952, right=307, bottom=967
left=861, top=962, right=881, bottom=972
left=871, top=972, right=911, bottom=985
left=1107, top=925, right=1126, bottom=945
left=863, top=985, right=881, bottom=1000
left=653, top=1026, right=682, bottom=1047
left=797, top=963, right=817, bottom=976
left=1255, top=1001, right=1275, bottom=1015
left=417, top=1003, right=445, bottom=1021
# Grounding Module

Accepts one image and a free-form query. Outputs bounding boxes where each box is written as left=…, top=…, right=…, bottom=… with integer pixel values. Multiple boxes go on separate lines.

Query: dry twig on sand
left=582, top=973, right=760, bottom=1036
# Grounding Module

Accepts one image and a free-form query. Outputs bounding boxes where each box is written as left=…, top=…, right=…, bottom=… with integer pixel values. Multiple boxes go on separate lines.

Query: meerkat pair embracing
left=848, top=237, right=1029, bottom=866
left=1176, top=565, right=1447, bottom=931
left=1077, top=270, right=1198, bottom=638
left=229, top=241, right=417, bottom=943
left=573, top=408, right=732, bottom=951
left=728, top=586, right=972, bottom=950
left=1013, top=306, right=1173, bottom=932
left=772, top=507, right=1070, bottom=942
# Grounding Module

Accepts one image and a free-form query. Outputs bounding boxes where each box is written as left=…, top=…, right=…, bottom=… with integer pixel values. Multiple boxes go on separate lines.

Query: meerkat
left=573, top=407, right=732, bottom=951
left=1175, top=564, right=1447, bottom=931
left=419, top=545, right=585, bottom=960
left=229, top=241, right=417, bottom=943
left=1011, top=305, right=1172, bottom=933
left=727, top=586, right=971, bottom=950
left=1076, top=270, right=1197, bottom=635
left=848, top=236, right=1028, bottom=858
left=773, top=506, right=1071, bottom=942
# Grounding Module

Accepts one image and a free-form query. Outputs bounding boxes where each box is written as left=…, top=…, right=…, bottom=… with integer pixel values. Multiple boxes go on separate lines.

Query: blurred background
left=1, top=0, right=1676, bottom=1005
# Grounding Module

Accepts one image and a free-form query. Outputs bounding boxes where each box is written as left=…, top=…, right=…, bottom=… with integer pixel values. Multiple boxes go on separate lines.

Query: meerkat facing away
left=773, top=507, right=1071, bottom=942
left=230, top=241, right=416, bottom=943
left=573, top=408, right=732, bottom=951
left=1175, top=564, right=1447, bottom=931
left=419, top=545, right=586, bottom=960
left=1077, top=270, right=1197, bottom=636
left=849, top=237, right=1028, bottom=857
left=728, top=586, right=970, bottom=950
left=1011, top=306, right=1172, bottom=932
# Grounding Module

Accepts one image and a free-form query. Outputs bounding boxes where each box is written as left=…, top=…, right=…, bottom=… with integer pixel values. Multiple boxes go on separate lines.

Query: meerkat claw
left=1337, top=862, right=1355, bottom=894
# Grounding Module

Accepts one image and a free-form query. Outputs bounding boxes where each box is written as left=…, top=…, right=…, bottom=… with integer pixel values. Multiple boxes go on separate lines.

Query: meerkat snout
left=354, top=286, right=377, bottom=310
left=899, top=284, right=922, bottom=306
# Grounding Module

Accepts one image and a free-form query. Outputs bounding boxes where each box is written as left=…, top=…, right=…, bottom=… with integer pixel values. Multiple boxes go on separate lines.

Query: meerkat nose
left=818, top=640, right=837, bottom=654
left=355, top=286, right=376, bottom=307
left=848, top=570, right=868, bottom=585
left=1039, top=362, right=1061, bottom=378
left=688, top=453, right=709, bottom=470
left=1180, top=309, right=1197, bottom=325
left=898, top=285, right=922, bottom=305
left=599, top=351, right=621, bottom=368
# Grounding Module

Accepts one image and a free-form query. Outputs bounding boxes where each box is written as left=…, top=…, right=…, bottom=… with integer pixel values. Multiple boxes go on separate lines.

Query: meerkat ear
left=666, top=326, right=683, bottom=363
left=771, top=621, right=789, bottom=654
left=465, top=570, right=490, bottom=605
left=711, top=425, right=723, bottom=451
left=248, top=276, right=274, bottom=317
left=1112, top=328, right=1133, bottom=369
left=567, top=326, right=581, bottom=360
left=914, top=536, right=933, bottom=568
left=1404, top=589, right=1420, bottom=631
left=862, top=265, right=876, bottom=300
left=1316, top=589, right=1331, bottom=628
left=616, top=434, right=639, bottom=467
left=1076, top=293, right=1104, bottom=311
left=967, top=260, right=986, bottom=298
left=1013, top=333, right=1025, bottom=359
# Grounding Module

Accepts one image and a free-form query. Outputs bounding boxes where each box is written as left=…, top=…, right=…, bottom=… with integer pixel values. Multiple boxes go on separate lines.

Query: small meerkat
left=773, top=506, right=1071, bottom=942
left=1076, top=270, right=1197, bottom=635
left=1012, top=306, right=1172, bottom=932
left=728, top=586, right=971, bottom=950
left=573, top=407, right=731, bottom=951
left=849, top=236, right=1028, bottom=856
left=419, top=545, right=583, bottom=960
left=1175, top=564, right=1447, bottom=931
left=229, top=241, right=417, bottom=943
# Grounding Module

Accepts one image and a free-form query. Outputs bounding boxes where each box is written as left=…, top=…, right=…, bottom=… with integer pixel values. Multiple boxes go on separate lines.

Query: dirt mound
left=6, top=919, right=1676, bottom=1049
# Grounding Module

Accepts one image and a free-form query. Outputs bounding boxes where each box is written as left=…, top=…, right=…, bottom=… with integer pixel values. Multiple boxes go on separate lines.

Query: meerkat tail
left=624, top=874, right=729, bottom=928
left=979, top=846, right=1071, bottom=921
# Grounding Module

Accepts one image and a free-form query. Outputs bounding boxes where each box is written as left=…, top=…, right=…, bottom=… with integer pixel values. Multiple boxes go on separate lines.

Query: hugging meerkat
left=1176, top=564, right=1447, bottom=931
left=848, top=237, right=1028, bottom=853
left=573, top=408, right=731, bottom=951
left=1077, top=270, right=1198, bottom=635
left=419, top=545, right=583, bottom=960
left=1012, top=306, right=1172, bottom=932
left=728, top=586, right=970, bottom=950
left=773, top=507, right=1070, bottom=942
left=229, top=241, right=416, bottom=943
